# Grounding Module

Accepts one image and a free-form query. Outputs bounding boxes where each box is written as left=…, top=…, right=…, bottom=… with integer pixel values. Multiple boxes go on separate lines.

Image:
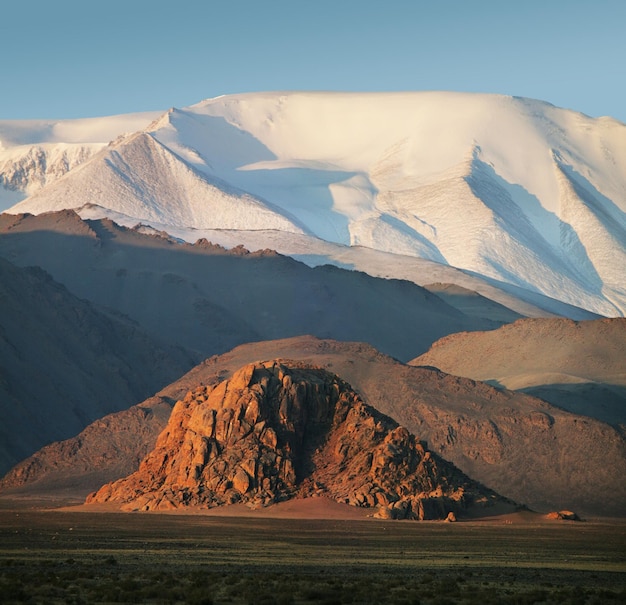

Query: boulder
left=546, top=510, right=581, bottom=521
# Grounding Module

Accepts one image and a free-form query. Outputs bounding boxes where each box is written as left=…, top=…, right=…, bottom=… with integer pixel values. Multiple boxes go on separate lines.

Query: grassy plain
left=0, top=508, right=624, bottom=604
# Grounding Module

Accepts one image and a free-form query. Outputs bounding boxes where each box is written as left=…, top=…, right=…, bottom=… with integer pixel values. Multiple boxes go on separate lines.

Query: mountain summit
left=3, top=91, right=626, bottom=316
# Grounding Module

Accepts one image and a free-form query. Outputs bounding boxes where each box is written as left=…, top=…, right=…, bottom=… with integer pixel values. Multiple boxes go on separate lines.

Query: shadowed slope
left=0, top=256, right=193, bottom=475
left=0, top=210, right=500, bottom=362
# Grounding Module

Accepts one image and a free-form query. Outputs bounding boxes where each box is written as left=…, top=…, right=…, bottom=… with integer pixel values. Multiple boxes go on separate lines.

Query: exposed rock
left=546, top=510, right=581, bottom=521
left=192, top=238, right=229, bottom=252
left=0, top=145, right=97, bottom=195
left=87, top=361, right=507, bottom=519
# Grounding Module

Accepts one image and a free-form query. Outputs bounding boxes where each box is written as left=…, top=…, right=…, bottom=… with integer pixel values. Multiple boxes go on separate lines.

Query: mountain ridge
left=0, top=111, right=160, bottom=210
left=0, top=255, right=194, bottom=474
left=0, top=210, right=501, bottom=363
left=3, top=91, right=625, bottom=316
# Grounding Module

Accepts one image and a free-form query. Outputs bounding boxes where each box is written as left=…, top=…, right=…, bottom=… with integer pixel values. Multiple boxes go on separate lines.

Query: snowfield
left=0, top=112, right=161, bottom=209
left=3, top=91, right=626, bottom=317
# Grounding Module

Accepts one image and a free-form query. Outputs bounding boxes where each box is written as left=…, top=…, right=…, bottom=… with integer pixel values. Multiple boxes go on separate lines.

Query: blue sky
left=2, top=0, right=625, bottom=122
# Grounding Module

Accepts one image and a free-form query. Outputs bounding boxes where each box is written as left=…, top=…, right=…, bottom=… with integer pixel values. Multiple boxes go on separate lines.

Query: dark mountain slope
left=0, top=256, right=193, bottom=474
left=0, top=210, right=502, bottom=362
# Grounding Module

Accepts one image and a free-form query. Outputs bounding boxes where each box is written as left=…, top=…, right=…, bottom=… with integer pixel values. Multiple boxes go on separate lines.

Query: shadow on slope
left=461, top=266, right=600, bottom=320
left=411, top=317, right=626, bottom=427
left=0, top=210, right=502, bottom=362
left=468, top=153, right=604, bottom=295
left=424, top=283, right=524, bottom=324
left=521, top=382, right=626, bottom=428
left=0, top=256, right=194, bottom=476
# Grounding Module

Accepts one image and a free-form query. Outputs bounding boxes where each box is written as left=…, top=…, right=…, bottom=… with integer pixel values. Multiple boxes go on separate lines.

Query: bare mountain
left=0, top=210, right=500, bottom=362
left=4, top=337, right=624, bottom=517
left=423, top=283, right=525, bottom=324
left=411, top=318, right=626, bottom=427
left=0, top=256, right=194, bottom=475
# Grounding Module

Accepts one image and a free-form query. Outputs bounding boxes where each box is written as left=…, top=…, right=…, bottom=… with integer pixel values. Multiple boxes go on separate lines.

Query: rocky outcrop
left=546, top=510, right=581, bottom=521
left=87, top=361, right=505, bottom=519
left=8, top=336, right=626, bottom=516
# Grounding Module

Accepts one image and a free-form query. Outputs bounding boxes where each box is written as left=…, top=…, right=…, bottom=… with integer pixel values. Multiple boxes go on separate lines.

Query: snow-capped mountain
left=0, top=111, right=161, bottom=210
left=4, top=92, right=626, bottom=316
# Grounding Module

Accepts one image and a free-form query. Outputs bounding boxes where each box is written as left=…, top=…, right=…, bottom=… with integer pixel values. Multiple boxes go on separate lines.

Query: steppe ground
left=0, top=498, right=624, bottom=604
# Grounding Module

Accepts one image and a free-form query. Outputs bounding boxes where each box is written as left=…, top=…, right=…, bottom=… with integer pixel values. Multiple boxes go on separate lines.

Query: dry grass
left=0, top=508, right=624, bottom=604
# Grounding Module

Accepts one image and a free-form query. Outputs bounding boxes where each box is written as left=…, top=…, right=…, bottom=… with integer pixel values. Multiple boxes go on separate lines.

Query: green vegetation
left=0, top=510, right=624, bottom=604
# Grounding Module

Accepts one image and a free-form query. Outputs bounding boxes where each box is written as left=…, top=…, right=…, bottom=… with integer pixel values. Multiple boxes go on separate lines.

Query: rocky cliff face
left=88, top=361, right=504, bottom=519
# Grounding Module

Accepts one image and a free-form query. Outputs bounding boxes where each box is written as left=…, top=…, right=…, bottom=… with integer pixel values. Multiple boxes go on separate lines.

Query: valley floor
left=0, top=504, right=624, bottom=604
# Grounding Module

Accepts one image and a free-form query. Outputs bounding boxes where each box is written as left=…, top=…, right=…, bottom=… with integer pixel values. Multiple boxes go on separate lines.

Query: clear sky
left=2, top=0, right=625, bottom=123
